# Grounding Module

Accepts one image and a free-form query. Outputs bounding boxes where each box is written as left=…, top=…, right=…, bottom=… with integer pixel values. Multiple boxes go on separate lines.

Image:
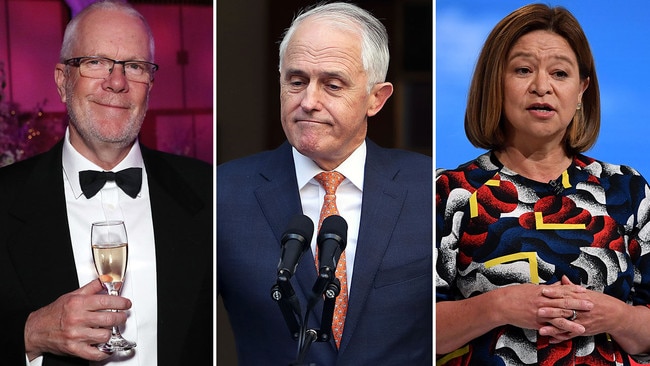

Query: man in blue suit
left=217, top=2, right=432, bottom=365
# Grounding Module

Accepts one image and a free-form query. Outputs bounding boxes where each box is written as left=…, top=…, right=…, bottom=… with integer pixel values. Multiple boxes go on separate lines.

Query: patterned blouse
left=436, top=151, right=650, bottom=366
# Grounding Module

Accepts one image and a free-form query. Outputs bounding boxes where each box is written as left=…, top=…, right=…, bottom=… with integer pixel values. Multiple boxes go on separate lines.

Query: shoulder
left=366, top=140, right=431, bottom=174
left=142, top=146, right=211, bottom=178
left=218, top=149, right=279, bottom=172
left=435, top=152, right=501, bottom=201
left=575, top=154, right=646, bottom=180
left=0, top=143, right=62, bottom=185
left=436, top=151, right=496, bottom=182
left=217, top=141, right=293, bottom=172
left=0, top=156, right=38, bottom=180
left=437, top=151, right=494, bottom=175
left=140, top=147, right=213, bottom=208
left=572, top=155, right=650, bottom=205
left=216, top=143, right=296, bottom=204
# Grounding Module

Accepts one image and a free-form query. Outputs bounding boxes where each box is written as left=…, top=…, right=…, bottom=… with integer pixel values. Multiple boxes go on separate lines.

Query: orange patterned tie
left=314, top=171, right=347, bottom=349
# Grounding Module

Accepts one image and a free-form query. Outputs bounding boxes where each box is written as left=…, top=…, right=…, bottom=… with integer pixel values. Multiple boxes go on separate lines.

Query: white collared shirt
left=29, top=128, right=158, bottom=366
left=292, top=141, right=365, bottom=293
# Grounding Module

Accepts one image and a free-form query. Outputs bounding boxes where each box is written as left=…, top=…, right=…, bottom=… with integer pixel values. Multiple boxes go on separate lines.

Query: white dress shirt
left=292, top=141, right=365, bottom=293
left=29, top=128, right=158, bottom=366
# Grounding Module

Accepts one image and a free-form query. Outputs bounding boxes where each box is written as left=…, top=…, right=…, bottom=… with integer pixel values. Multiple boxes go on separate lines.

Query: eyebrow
left=283, top=68, right=306, bottom=78
left=284, top=68, right=349, bottom=82
left=89, top=53, right=151, bottom=62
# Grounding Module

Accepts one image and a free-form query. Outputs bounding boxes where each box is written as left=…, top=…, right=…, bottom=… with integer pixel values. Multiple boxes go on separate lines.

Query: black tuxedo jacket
left=0, top=141, right=213, bottom=366
left=217, top=140, right=432, bottom=365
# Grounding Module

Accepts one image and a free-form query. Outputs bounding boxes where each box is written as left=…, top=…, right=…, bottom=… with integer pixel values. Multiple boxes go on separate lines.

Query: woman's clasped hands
left=537, top=275, right=597, bottom=343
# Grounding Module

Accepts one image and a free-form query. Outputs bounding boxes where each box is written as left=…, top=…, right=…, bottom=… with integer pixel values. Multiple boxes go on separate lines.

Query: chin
left=294, top=144, right=319, bottom=158
left=289, top=132, right=321, bottom=151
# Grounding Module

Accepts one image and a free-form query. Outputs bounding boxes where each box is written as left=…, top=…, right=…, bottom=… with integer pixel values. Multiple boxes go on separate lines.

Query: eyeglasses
left=64, top=56, right=159, bottom=83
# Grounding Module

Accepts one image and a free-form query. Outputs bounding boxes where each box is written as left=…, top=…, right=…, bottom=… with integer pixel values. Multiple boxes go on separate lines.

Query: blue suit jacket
left=217, top=140, right=432, bottom=365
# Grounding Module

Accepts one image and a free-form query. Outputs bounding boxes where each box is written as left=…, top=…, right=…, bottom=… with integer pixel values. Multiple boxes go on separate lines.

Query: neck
left=69, top=136, right=134, bottom=170
left=495, top=147, right=572, bottom=183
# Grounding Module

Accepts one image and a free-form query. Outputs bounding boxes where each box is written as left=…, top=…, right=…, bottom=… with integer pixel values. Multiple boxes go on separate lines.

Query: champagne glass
left=91, top=220, right=137, bottom=352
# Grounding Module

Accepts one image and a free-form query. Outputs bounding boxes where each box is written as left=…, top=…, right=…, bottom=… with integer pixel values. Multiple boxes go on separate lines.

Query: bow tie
left=79, top=167, right=143, bottom=199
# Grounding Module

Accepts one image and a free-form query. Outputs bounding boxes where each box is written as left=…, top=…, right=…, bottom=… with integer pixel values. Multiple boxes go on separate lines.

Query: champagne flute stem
left=111, top=326, right=122, bottom=337
left=107, top=287, right=122, bottom=337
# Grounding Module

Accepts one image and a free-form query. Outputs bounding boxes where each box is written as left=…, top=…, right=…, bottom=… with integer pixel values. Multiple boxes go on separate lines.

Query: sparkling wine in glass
left=91, top=220, right=136, bottom=352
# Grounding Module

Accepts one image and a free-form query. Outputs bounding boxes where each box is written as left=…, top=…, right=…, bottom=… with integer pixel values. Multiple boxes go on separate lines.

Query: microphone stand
left=271, top=270, right=301, bottom=341
left=271, top=269, right=340, bottom=366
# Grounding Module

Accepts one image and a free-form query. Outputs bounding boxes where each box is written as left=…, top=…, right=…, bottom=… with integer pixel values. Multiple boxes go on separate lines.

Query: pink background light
left=0, top=0, right=213, bottom=165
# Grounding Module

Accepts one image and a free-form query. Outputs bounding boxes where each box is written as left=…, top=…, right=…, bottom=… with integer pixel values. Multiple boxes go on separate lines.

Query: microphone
left=317, top=215, right=348, bottom=279
left=548, top=178, right=564, bottom=195
left=277, top=214, right=314, bottom=279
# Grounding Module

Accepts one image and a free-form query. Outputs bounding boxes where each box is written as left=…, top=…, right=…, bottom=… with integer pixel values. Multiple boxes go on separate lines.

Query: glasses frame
left=64, top=56, right=159, bottom=83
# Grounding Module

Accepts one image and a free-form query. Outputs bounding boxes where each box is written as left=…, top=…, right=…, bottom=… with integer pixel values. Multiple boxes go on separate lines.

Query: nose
left=529, top=72, right=551, bottom=96
left=102, top=63, right=129, bottom=93
left=300, top=83, right=322, bottom=111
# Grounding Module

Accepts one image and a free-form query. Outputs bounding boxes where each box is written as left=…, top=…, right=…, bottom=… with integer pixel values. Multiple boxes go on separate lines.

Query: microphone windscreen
left=282, top=214, right=314, bottom=245
left=318, top=215, right=348, bottom=250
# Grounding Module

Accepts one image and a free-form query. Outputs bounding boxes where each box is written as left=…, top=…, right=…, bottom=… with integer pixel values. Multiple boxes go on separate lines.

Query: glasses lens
left=79, top=58, right=112, bottom=78
left=124, top=62, right=153, bottom=82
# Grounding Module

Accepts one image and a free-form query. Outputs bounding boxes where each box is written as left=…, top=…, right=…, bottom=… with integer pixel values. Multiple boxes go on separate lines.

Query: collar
left=292, top=141, right=366, bottom=191
left=62, top=127, right=145, bottom=199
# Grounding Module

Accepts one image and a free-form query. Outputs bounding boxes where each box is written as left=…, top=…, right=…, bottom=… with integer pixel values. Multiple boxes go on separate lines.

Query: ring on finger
left=567, top=309, right=577, bottom=321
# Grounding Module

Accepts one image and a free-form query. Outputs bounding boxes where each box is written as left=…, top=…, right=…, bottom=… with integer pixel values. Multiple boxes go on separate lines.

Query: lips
left=526, top=103, right=554, bottom=112
left=88, top=95, right=131, bottom=109
left=294, top=117, right=329, bottom=125
left=96, top=101, right=130, bottom=109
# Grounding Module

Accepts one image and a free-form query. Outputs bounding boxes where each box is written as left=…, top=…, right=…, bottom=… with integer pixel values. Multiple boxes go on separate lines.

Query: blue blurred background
left=436, top=1, right=650, bottom=177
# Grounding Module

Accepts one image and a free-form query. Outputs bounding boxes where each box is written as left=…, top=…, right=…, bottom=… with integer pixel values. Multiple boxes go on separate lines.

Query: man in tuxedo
left=217, top=2, right=432, bottom=365
left=0, top=1, right=212, bottom=365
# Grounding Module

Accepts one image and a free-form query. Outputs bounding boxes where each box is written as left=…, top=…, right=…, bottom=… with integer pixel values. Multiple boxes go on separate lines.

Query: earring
left=576, top=103, right=582, bottom=111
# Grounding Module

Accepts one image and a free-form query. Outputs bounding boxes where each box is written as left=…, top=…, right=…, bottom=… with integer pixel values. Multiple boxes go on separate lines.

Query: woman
left=436, top=4, right=650, bottom=365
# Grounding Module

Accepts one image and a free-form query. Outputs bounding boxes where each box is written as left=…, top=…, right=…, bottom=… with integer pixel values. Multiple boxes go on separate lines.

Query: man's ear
left=54, top=64, right=68, bottom=103
left=367, top=82, right=393, bottom=117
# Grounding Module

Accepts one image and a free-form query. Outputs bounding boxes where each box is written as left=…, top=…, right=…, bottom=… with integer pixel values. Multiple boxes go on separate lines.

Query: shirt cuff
left=26, top=354, right=44, bottom=366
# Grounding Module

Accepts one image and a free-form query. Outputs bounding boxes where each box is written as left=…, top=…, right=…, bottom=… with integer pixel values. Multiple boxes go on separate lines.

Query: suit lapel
left=254, top=143, right=303, bottom=240
left=141, top=147, right=212, bottom=362
left=253, top=143, right=324, bottom=331
left=338, top=141, right=408, bottom=353
left=6, top=142, right=80, bottom=308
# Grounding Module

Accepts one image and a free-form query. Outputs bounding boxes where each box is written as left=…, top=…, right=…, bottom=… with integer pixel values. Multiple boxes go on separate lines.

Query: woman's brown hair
left=464, top=3, right=600, bottom=155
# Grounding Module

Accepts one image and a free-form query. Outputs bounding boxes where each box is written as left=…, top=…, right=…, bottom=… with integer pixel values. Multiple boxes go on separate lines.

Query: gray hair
left=59, top=0, right=155, bottom=62
left=278, top=2, right=390, bottom=91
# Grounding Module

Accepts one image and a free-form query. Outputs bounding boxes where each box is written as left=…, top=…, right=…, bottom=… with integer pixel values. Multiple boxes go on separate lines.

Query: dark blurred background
left=217, top=0, right=431, bottom=364
left=217, top=0, right=431, bottom=164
